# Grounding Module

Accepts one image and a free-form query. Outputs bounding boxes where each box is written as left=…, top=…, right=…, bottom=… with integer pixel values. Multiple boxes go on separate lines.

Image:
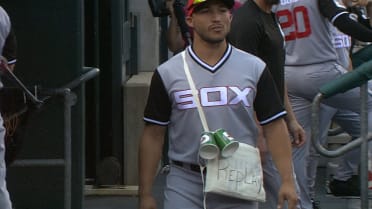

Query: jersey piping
left=331, top=11, right=348, bottom=23
left=187, top=44, right=232, bottom=72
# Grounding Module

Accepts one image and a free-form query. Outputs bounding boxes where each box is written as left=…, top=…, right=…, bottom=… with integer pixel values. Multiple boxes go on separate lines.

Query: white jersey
left=0, top=6, right=11, bottom=89
left=273, top=0, right=348, bottom=66
left=0, top=6, right=10, bottom=55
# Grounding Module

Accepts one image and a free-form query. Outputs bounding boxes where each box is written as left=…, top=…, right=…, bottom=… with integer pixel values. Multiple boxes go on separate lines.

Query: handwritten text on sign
left=216, top=157, right=263, bottom=193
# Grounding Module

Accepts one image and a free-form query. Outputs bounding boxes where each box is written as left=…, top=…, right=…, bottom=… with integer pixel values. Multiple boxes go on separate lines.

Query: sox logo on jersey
left=173, top=86, right=253, bottom=110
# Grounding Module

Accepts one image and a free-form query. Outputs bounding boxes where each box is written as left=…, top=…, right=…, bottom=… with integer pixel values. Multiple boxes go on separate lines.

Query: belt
left=173, top=160, right=202, bottom=173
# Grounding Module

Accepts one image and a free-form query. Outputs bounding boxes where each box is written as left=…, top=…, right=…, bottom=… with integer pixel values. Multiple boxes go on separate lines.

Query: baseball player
left=272, top=0, right=372, bottom=208
left=307, top=0, right=371, bottom=200
left=138, top=0, right=298, bottom=208
left=0, top=5, right=13, bottom=209
left=228, top=0, right=305, bottom=208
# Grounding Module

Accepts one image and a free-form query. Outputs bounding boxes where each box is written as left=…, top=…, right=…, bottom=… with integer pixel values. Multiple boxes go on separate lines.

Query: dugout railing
left=311, top=59, right=372, bottom=209
left=9, top=67, right=99, bottom=209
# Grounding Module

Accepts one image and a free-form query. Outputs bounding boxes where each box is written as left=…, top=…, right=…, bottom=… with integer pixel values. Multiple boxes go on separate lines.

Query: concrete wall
left=122, top=0, right=162, bottom=185
left=123, top=72, right=153, bottom=185
left=130, top=0, right=160, bottom=72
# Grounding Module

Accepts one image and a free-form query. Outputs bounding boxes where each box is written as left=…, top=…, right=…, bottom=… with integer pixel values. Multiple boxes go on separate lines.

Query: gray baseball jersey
left=144, top=44, right=286, bottom=164
left=331, top=0, right=352, bottom=69
left=332, top=25, right=351, bottom=69
left=273, top=0, right=348, bottom=66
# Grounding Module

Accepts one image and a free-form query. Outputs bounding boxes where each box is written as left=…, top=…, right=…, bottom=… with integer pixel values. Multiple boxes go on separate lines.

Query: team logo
left=174, top=86, right=253, bottom=110
left=332, top=34, right=351, bottom=48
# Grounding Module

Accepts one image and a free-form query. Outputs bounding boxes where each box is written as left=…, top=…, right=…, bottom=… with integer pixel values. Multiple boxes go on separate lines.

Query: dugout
left=0, top=0, right=162, bottom=208
left=1, top=1, right=88, bottom=209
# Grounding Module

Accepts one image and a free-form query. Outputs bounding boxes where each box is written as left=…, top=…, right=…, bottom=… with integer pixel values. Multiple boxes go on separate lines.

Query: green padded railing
left=319, top=59, right=372, bottom=98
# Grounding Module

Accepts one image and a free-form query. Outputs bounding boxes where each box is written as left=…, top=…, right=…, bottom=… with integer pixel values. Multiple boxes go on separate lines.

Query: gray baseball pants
left=308, top=105, right=361, bottom=200
left=285, top=62, right=372, bottom=209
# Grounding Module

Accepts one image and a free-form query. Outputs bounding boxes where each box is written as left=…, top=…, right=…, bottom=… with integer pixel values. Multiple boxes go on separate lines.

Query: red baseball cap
left=186, top=0, right=235, bottom=16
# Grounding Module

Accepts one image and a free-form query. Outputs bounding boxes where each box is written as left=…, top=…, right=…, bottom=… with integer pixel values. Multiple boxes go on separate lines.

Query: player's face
left=187, top=1, right=232, bottom=44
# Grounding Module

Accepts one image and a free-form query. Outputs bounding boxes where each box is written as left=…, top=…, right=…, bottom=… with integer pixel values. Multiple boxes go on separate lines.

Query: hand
left=139, top=194, right=157, bottom=209
left=165, top=0, right=175, bottom=16
left=0, top=56, right=11, bottom=72
left=347, top=0, right=368, bottom=6
left=356, top=0, right=369, bottom=6
left=277, top=181, right=298, bottom=209
left=287, top=119, right=306, bottom=147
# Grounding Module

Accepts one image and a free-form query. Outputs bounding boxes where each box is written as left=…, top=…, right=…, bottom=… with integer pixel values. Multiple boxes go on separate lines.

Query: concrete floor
left=84, top=172, right=165, bottom=209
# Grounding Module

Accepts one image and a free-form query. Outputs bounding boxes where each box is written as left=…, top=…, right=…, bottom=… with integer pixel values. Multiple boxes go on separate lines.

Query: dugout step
left=84, top=185, right=138, bottom=196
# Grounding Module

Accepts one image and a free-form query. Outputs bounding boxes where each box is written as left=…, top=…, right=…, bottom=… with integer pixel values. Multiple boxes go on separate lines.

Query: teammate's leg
left=287, top=62, right=372, bottom=204
left=327, top=109, right=362, bottom=196
left=308, top=106, right=361, bottom=198
left=0, top=115, right=12, bottom=209
left=331, top=109, right=361, bottom=180
left=284, top=63, right=361, bottom=209
left=307, top=105, right=337, bottom=202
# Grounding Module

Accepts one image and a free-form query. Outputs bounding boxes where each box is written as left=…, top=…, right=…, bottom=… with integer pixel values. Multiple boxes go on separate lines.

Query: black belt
left=173, top=160, right=202, bottom=173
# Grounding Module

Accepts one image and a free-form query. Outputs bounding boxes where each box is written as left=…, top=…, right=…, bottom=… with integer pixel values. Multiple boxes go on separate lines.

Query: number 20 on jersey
left=277, top=6, right=312, bottom=41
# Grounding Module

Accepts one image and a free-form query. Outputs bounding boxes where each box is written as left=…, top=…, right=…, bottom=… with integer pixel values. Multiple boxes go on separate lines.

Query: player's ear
left=185, top=16, right=193, bottom=28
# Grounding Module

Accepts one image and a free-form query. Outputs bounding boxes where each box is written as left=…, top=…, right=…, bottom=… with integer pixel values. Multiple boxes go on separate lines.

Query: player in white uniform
left=0, top=5, right=13, bottom=209
left=139, top=0, right=298, bottom=208
left=273, top=0, right=372, bottom=208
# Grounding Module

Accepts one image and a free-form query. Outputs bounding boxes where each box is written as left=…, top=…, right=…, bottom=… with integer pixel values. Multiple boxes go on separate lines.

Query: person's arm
left=262, top=119, right=298, bottom=209
left=348, top=4, right=372, bottom=29
left=367, top=2, right=372, bottom=26
left=167, top=15, right=185, bottom=53
left=166, top=0, right=186, bottom=53
left=254, top=67, right=298, bottom=208
left=139, top=69, right=171, bottom=209
left=283, top=85, right=306, bottom=147
left=319, top=0, right=372, bottom=42
left=138, top=123, right=166, bottom=209
left=254, top=114, right=267, bottom=162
